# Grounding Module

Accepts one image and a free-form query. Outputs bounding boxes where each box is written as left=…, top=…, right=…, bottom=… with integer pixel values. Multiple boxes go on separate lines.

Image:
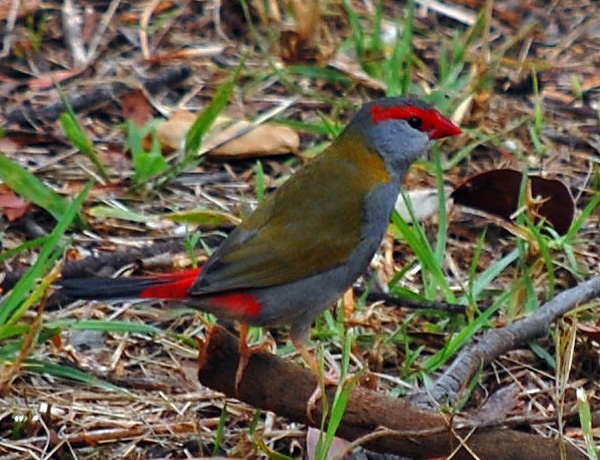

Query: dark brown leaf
left=451, top=169, right=575, bottom=235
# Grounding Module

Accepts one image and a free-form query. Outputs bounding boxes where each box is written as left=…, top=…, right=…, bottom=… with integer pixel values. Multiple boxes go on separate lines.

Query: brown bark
left=197, top=326, right=586, bottom=460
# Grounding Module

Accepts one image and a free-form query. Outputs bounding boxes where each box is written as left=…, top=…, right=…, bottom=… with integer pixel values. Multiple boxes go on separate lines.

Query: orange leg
left=293, top=339, right=339, bottom=421
left=235, top=323, right=272, bottom=394
left=235, top=323, right=251, bottom=393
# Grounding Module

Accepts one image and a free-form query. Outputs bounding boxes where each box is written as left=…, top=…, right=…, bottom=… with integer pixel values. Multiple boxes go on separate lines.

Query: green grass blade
left=342, top=0, right=365, bottom=63
left=45, top=319, right=163, bottom=334
left=0, top=329, right=60, bottom=361
left=286, top=65, right=351, bottom=84
left=0, top=235, right=50, bottom=264
left=576, top=387, right=598, bottom=460
left=127, top=122, right=168, bottom=184
left=255, top=160, right=266, bottom=203
left=563, top=190, right=600, bottom=242
left=0, top=152, right=81, bottom=224
left=185, top=77, right=236, bottom=156
left=392, top=203, right=456, bottom=302
left=433, top=148, right=448, bottom=265
left=424, top=289, right=509, bottom=371
left=58, top=90, right=109, bottom=180
left=463, top=248, right=520, bottom=301
left=213, top=401, right=228, bottom=455
left=315, top=329, right=357, bottom=460
left=24, top=359, right=124, bottom=391
left=270, top=117, right=332, bottom=135
left=0, top=181, right=92, bottom=327
left=399, top=0, right=415, bottom=96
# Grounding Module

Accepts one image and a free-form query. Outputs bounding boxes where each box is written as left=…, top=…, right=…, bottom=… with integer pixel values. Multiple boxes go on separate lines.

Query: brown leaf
left=577, top=322, right=600, bottom=341
left=156, top=110, right=198, bottom=152
left=208, top=121, right=300, bottom=159
left=451, top=169, right=575, bottom=235
left=156, top=112, right=300, bottom=158
left=469, top=385, right=520, bottom=424
left=0, top=189, right=31, bottom=221
left=122, top=90, right=154, bottom=128
left=290, top=0, right=319, bottom=41
left=306, top=427, right=350, bottom=460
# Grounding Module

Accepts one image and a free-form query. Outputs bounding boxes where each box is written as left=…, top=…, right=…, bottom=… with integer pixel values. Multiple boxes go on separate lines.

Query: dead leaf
left=577, top=322, right=600, bottom=341
left=143, top=45, right=226, bottom=65
left=208, top=121, right=300, bottom=159
left=469, top=384, right=520, bottom=424
left=0, top=189, right=31, bottom=221
left=156, top=112, right=300, bottom=159
left=279, top=0, right=337, bottom=63
left=156, top=110, right=198, bottom=152
left=306, top=427, right=350, bottom=460
left=122, top=90, right=154, bottom=128
left=451, top=169, right=575, bottom=235
left=251, top=0, right=282, bottom=25
left=290, top=0, right=319, bottom=41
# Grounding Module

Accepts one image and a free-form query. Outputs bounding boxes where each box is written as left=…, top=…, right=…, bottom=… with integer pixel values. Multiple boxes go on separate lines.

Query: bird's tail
left=58, top=268, right=202, bottom=301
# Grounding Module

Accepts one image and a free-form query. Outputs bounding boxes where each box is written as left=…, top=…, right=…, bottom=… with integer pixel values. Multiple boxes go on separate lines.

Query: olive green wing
left=190, top=155, right=366, bottom=294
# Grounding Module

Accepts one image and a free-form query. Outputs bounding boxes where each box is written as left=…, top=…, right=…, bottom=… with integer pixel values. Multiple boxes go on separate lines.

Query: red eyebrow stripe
left=370, top=104, right=462, bottom=139
left=371, top=104, right=431, bottom=124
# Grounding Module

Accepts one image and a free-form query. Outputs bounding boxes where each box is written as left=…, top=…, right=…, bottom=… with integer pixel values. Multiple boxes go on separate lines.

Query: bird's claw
left=306, top=369, right=340, bottom=423
left=234, top=338, right=273, bottom=394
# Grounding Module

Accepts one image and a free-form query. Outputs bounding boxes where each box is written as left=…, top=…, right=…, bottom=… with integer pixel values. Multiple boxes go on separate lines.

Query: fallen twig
left=197, top=326, right=585, bottom=460
left=355, top=287, right=470, bottom=314
left=5, top=65, right=192, bottom=125
left=409, top=274, right=600, bottom=408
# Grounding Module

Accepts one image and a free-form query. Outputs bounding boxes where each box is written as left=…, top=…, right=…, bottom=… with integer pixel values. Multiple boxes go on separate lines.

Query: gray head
left=345, top=96, right=462, bottom=178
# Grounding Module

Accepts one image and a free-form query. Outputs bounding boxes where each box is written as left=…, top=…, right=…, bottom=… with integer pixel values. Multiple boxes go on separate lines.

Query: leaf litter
left=0, top=0, right=599, bottom=458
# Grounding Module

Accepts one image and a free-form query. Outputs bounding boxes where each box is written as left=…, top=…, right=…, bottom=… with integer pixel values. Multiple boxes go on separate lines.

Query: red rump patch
left=137, top=267, right=261, bottom=317
left=139, top=268, right=202, bottom=299
left=208, top=292, right=262, bottom=317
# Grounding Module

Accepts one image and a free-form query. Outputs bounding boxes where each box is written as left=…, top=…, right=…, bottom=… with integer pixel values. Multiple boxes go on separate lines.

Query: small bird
left=59, top=96, right=461, bottom=390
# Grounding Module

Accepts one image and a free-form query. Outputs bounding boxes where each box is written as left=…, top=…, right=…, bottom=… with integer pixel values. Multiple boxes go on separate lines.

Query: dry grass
left=1, top=0, right=599, bottom=458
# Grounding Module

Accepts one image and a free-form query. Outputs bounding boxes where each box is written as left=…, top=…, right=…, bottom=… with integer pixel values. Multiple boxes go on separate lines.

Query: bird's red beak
left=429, top=110, right=462, bottom=139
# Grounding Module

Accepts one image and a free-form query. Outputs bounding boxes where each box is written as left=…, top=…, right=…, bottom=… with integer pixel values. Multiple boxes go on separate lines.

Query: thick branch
left=197, top=326, right=585, bottom=460
left=410, top=274, right=600, bottom=407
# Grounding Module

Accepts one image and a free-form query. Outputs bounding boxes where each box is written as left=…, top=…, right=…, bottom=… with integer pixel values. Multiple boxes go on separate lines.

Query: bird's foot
left=292, top=341, right=342, bottom=421
left=235, top=326, right=273, bottom=394
left=306, top=368, right=340, bottom=421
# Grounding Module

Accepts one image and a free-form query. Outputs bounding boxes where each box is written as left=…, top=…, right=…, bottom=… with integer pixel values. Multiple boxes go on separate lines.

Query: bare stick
left=197, top=326, right=585, bottom=460
left=410, top=274, right=600, bottom=407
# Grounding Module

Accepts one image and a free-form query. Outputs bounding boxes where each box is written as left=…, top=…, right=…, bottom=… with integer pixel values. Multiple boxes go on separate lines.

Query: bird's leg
left=235, top=323, right=251, bottom=394
left=293, top=339, right=339, bottom=421
left=235, top=323, right=273, bottom=394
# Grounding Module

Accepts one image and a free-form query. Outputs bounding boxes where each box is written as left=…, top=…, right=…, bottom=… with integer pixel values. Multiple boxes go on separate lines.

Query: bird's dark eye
left=407, top=116, right=423, bottom=130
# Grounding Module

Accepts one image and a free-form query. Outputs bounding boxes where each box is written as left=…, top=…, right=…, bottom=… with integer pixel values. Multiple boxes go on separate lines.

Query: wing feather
left=190, top=135, right=391, bottom=294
